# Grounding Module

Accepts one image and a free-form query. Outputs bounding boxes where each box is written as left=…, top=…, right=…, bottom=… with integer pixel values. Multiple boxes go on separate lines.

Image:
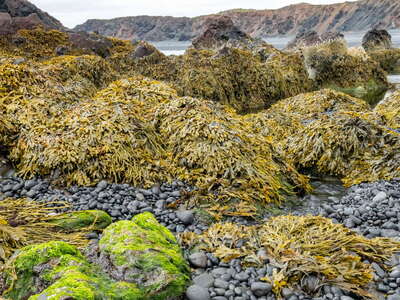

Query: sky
left=30, top=0, right=355, bottom=28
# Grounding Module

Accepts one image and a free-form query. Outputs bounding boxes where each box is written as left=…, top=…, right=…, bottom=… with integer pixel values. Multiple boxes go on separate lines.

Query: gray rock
left=214, top=279, right=229, bottom=289
left=177, top=210, right=195, bottom=225
left=387, top=295, right=400, bottom=300
left=390, top=267, right=400, bottom=278
left=373, top=191, right=387, bottom=202
left=371, top=262, right=386, bottom=278
left=189, top=252, right=208, bottom=269
left=193, top=273, right=215, bottom=288
left=340, top=297, right=354, bottom=300
left=250, top=282, right=272, bottom=297
left=136, top=193, right=145, bottom=201
left=186, top=285, right=211, bottom=300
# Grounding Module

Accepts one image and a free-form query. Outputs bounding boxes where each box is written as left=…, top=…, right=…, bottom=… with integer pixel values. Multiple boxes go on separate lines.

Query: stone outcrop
left=74, top=0, right=400, bottom=41
left=191, top=15, right=266, bottom=51
left=362, top=28, right=393, bottom=51
left=0, top=0, right=64, bottom=34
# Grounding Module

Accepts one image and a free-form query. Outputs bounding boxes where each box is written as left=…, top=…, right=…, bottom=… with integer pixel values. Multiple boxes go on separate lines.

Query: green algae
left=99, top=212, right=190, bottom=300
left=49, top=210, right=112, bottom=232
left=2, top=213, right=190, bottom=299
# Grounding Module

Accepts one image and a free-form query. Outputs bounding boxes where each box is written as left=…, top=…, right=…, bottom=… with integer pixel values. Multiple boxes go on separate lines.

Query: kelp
left=284, top=111, right=400, bottom=186
left=0, top=198, right=90, bottom=264
left=368, top=48, right=400, bottom=73
left=374, top=90, right=400, bottom=130
left=180, top=215, right=400, bottom=298
left=155, top=96, right=311, bottom=205
left=302, top=39, right=389, bottom=104
left=10, top=77, right=174, bottom=186
left=173, top=48, right=313, bottom=113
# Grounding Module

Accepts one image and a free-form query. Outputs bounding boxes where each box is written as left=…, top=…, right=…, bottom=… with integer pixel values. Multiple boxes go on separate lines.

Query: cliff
left=74, top=0, right=400, bottom=41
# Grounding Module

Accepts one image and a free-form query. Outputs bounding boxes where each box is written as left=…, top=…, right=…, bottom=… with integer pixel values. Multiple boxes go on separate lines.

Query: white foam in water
left=154, top=29, right=400, bottom=55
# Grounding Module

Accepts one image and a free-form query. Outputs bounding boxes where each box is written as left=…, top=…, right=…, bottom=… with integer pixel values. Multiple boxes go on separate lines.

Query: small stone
left=340, top=297, right=354, bottom=300
left=189, top=252, right=208, bottom=269
left=250, top=282, right=272, bottom=297
left=177, top=210, right=194, bottom=225
left=214, top=279, right=229, bottom=289
left=376, top=283, right=390, bottom=293
left=373, top=191, right=387, bottom=202
left=390, top=267, right=400, bottom=278
left=136, top=193, right=145, bottom=201
left=371, top=262, right=386, bottom=278
left=234, top=272, right=249, bottom=282
left=186, top=285, right=211, bottom=300
left=193, top=273, right=214, bottom=288
left=387, top=295, right=400, bottom=300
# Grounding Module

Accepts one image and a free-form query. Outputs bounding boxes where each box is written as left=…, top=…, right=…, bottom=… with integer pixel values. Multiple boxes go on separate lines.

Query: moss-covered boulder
left=49, top=210, right=112, bottom=232
left=1, top=213, right=190, bottom=299
left=0, top=241, right=144, bottom=300
left=97, top=212, right=190, bottom=300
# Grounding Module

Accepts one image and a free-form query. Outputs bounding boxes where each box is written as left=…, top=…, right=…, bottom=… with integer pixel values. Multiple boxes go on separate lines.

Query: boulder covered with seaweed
left=286, top=30, right=344, bottom=50
left=302, top=39, right=390, bottom=104
left=173, top=48, right=313, bottom=113
left=375, top=90, right=400, bottom=131
left=180, top=215, right=400, bottom=298
left=0, top=212, right=189, bottom=299
left=368, top=48, right=400, bottom=73
left=362, top=28, right=393, bottom=52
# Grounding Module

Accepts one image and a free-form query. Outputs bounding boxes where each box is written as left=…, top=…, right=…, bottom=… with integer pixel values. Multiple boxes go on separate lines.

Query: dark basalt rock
left=286, top=30, right=344, bottom=50
left=362, top=28, right=392, bottom=51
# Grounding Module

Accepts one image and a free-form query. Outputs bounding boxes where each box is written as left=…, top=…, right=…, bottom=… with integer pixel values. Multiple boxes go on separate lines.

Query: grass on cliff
left=180, top=215, right=400, bottom=298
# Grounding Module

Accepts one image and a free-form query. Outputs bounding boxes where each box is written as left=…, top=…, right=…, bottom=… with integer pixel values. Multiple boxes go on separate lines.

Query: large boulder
left=0, top=213, right=190, bottom=299
left=362, top=28, right=392, bottom=52
left=191, top=15, right=267, bottom=51
left=286, top=30, right=344, bottom=50
left=0, top=0, right=64, bottom=34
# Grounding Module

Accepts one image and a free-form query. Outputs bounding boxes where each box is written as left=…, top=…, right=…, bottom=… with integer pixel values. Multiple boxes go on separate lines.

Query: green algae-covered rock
left=49, top=210, right=112, bottom=232
left=1, top=241, right=143, bottom=300
left=1, top=214, right=190, bottom=299
left=98, top=212, right=190, bottom=300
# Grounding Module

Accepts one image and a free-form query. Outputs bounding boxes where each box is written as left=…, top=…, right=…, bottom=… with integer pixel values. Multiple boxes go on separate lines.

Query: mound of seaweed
left=302, top=39, right=389, bottom=104
left=284, top=112, right=400, bottom=186
left=155, top=96, right=311, bottom=205
left=368, top=48, right=400, bottom=73
left=375, top=90, right=400, bottom=130
left=180, top=216, right=400, bottom=298
left=173, top=48, right=313, bottom=113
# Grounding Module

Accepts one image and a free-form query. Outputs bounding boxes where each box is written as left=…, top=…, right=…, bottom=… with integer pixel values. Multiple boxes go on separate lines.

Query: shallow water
left=154, top=29, right=400, bottom=55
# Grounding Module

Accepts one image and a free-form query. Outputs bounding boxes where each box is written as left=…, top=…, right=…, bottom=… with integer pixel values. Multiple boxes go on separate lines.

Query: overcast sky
left=30, top=0, right=354, bottom=28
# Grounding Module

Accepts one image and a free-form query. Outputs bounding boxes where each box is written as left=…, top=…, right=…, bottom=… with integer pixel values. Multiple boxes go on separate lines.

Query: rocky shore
left=1, top=1, right=400, bottom=299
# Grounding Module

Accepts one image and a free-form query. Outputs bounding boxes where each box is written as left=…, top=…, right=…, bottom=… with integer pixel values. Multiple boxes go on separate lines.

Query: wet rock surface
left=286, top=30, right=344, bottom=50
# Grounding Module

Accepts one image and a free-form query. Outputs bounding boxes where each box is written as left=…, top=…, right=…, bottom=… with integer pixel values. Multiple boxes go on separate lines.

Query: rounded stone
left=250, top=282, right=272, bottom=297
left=189, top=252, right=208, bottom=269
left=186, top=285, right=211, bottom=300
left=177, top=210, right=195, bottom=225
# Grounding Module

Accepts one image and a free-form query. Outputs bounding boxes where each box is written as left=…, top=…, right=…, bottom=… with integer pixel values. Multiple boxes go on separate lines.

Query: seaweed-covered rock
left=49, top=210, right=112, bottom=232
left=0, top=241, right=144, bottom=299
left=362, top=28, right=392, bottom=52
left=174, top=48, right=313, bottom=113
left=1, top=213, right=189, bottom=299
left=375, top=90, right=400, bottom=130
left=181, top=216, right=400, bottom=298
left=96, top=212, right=190, bottom=299
left=303, top=39, right=389, bottom=104
left=155, top=96, right=311, bottom=205
left=368, top=48, right=400, bottom=73
left=286, top=30, right=344, bottom=50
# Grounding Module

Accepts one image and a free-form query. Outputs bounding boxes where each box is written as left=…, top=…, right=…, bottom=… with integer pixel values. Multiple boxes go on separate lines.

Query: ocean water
left=153, top=29, right=400, bottom=55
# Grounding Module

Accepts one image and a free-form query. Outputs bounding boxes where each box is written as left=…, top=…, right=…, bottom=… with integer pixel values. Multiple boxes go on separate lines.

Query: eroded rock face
left=0, top=0, right=63, bottom=34
left=362, top=28, right=392, bottom=51
left=192, top=15, right=265, bottom=51
left=286, top=30, right=344, bottom=50
left=68, top=31, right=114, bottom=58
left=1, top=213, right=190, bottom=300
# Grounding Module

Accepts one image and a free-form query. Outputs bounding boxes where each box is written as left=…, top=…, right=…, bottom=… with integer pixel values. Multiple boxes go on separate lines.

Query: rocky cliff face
left=74, top=0, right=400, bottom=41
left=0, top=0, right=64, bottom=34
